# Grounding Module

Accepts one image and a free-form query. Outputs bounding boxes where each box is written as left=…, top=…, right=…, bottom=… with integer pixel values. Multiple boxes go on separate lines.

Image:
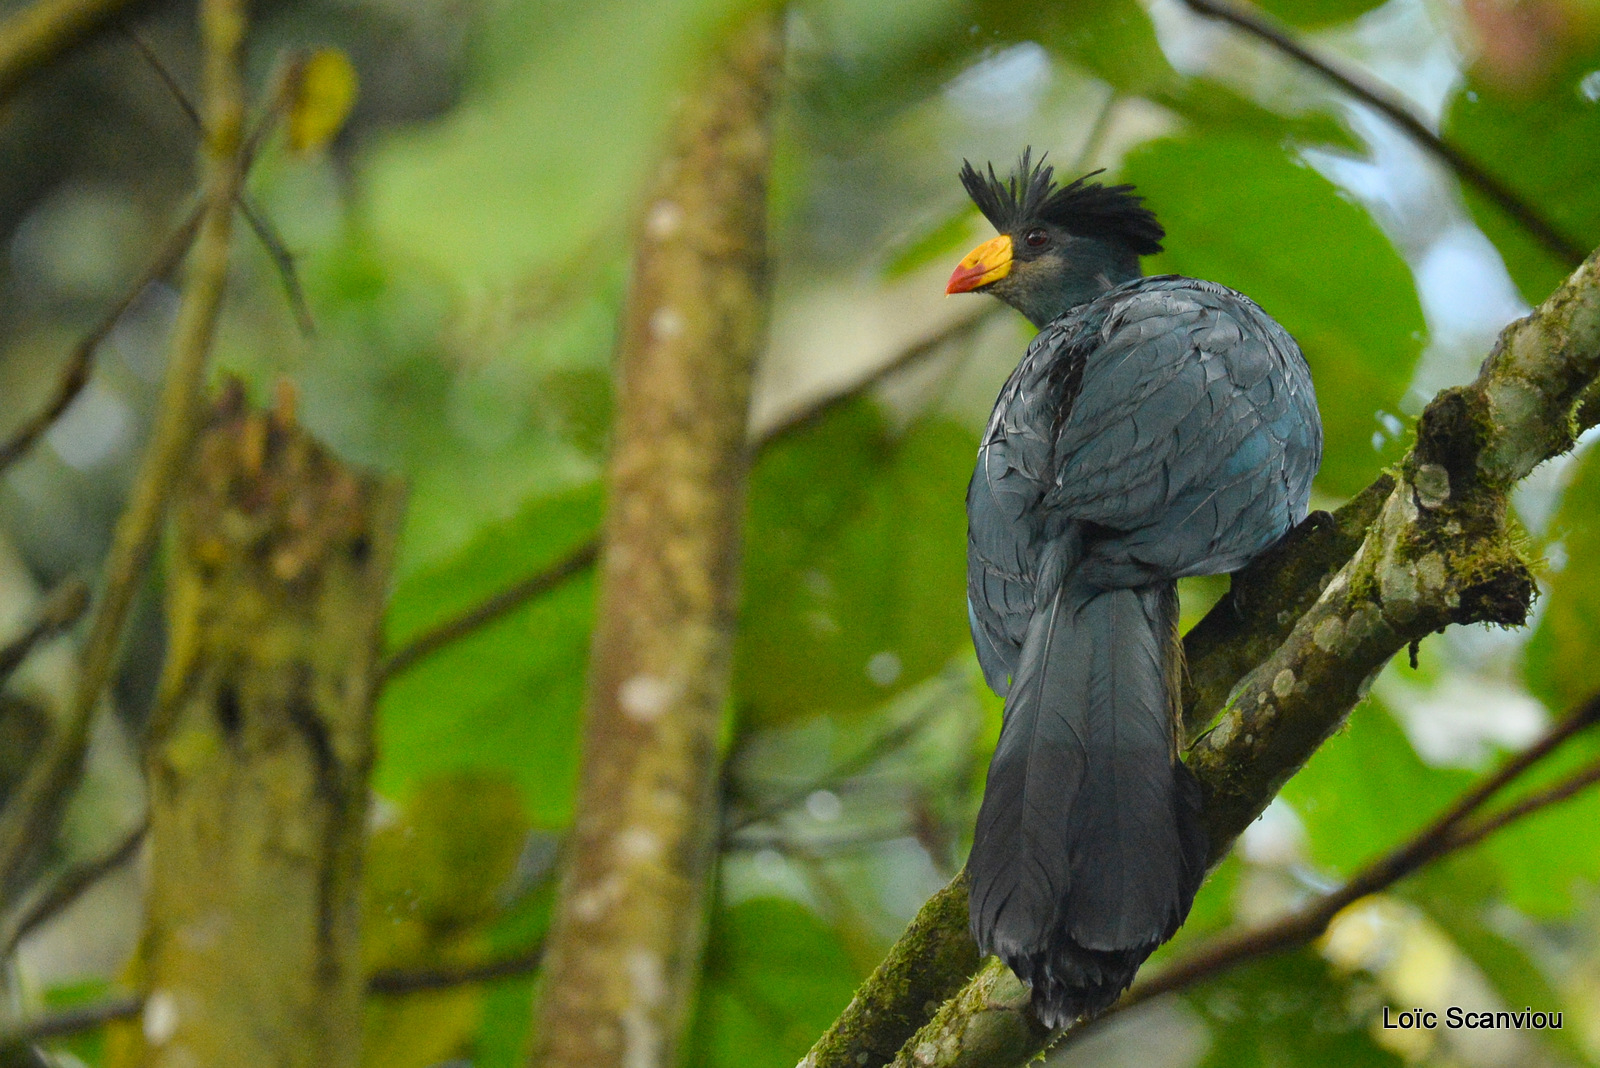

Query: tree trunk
left=119, top=386, right=403, bottom=1068
left=527, top=9, right=782, bottom=1068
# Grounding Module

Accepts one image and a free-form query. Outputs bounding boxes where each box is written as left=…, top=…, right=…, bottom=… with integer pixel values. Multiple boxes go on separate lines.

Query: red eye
left=1024, top=228, right=1049, bottom=248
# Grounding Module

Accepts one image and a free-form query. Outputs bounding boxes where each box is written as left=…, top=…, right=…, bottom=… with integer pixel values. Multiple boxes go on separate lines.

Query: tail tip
left=1009, top=942, right=1145, bottom=1029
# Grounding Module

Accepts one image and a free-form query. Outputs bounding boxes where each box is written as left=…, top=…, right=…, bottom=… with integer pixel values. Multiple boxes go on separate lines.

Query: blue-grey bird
left=946, top=151, right=1322, bottom=1025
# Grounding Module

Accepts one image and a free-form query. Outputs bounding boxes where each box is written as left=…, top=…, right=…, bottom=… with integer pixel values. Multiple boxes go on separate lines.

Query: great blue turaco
left=946, top=150, right=1323, bottom=1025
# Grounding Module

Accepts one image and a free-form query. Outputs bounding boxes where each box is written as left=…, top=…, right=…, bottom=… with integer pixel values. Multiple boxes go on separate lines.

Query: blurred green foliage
left=736, top=402, right=974, bottom=728
left=686, top=897, right=863, bottom=1068
left=1448, top=34, right=1600, bottom=304
left=1186, top=948, right=1403, bottom=1068
left=5, top=0, right=1600, bottom=1064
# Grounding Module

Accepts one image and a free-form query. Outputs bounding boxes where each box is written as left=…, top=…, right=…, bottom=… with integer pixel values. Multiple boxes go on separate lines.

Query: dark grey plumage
left=966, top=275, right=1322, bottom=1024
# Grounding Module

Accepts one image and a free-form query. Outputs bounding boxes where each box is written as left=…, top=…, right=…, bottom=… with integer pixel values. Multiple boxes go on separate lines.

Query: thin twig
left=0, top=993, right=143, bottom=1048
left=122, top=27, right=314, bottom=335
left=238, top=196, right=314, bottom=336
left=0, top=937, right=550, bottom=1048
left=119, top=25, right=199, bottom=127
left=1180, top=0, right=1588, bottom=267
left=0, top=580, right=89, bottom=690
left=722, top=675, right=961, bottom=836
left=366, top=941, right=547, bottom=995
left=753, top=307, right=1000, bottom=444
left=381, top=309, right=1002, bottom=682
left=379, top=539, right=599, bottom=680
left=1, top=819, right=146, bottom=956
left=0, top=209, right=203, bottom=476
left=0, top=0, right=248, bottom=901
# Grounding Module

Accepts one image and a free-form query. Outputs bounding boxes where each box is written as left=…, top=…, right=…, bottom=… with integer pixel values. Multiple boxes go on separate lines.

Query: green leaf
left=1525, top=443, right=1600, bottom=714
left=361, top=0, right=762, bottom=289
left=1120, top=133, right=1427, bottom=497
left=734, top=401, right=976, bottom=728
left=1281, top=698, right=1472, bottom=877
left=685, top=897, right=863, bottom=1068
left=378, top=485, right=601, bottom=823
left=1444, top=38, right=1600, bottom=304
left=1479, top=730, right=1600, bottom=918
left=1187, top=947, right=1404, bottom=1068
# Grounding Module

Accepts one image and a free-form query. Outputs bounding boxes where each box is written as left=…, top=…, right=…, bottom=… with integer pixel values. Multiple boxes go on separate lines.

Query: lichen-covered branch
left=525, top=12, right=782, bottom=1068
left=802, top=249, right=1600, bottom=1068
left=0, top=0, right=246, bottom=905
left=895, top=695, right=1600, bottom=1068
left=1188, top=249, right=1599, bottom=848
left=110, top=387, right=404, bottom=1068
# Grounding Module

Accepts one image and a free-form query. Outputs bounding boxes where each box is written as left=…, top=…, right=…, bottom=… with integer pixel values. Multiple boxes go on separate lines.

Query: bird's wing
left=966, top=321, right=1092, bottom=695
left=1043, top=278, right=1321, bottom=585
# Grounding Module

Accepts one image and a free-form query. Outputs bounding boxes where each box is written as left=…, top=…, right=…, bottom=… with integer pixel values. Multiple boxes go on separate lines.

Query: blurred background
left=2, top=0, right=1599, bottom=1064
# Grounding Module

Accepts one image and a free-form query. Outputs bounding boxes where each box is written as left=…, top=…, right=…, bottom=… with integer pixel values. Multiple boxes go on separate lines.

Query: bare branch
left=1179, top=0, right=1588, bottom=267
left=1, top=818, right=144, bottom=956
left=367, top=941, right=546, bottom=995
left=0, top=209, right=203, bottom=476
left=123, top=28, right=316, bottom=335
left=0, top=0, right=146, bottom=104
left=0, top=0, right=249, bottom=903
left=0, top=936, right=551, bottom=1049
left=380, top=539, right=599, bottom=680
left=0, top=993, right=143, bottom=1049
left=0, top=580, right=89, bottom=690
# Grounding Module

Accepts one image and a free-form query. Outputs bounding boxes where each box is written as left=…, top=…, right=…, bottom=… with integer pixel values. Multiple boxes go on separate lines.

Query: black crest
left=959, top=147, right=1164, bottom=256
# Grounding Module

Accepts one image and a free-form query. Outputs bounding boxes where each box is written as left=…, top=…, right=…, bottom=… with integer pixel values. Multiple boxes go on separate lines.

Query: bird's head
left=946, top=149, right=1164, bottom=327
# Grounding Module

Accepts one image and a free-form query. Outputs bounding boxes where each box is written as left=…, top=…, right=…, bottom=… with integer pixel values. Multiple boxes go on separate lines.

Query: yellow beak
left=946, top=234, right=1013, bottom=294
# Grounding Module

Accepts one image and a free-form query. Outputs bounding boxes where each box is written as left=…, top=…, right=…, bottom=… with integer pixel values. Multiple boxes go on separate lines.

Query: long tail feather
left=968, top=577, right=1206, bottom=1025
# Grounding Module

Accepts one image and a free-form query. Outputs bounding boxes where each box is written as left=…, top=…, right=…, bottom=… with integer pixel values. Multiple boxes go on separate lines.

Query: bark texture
left=119, top=387, right=403, bottom=1068
left=804, top=248, right=1600, bottom=1068
left=798, top=874, right=981, bottom=1068
left=526, top=10, right=782, bottom=1068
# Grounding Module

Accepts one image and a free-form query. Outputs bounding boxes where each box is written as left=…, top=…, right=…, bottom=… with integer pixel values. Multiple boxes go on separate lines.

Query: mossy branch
left=114, top=387, right=404, bottom=1068
left=801, top=249, right=1600, bottom=1068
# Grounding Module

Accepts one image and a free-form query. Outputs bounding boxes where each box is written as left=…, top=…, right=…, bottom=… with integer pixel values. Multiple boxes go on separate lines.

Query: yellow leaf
left=289, top=48, right=358, bottom=153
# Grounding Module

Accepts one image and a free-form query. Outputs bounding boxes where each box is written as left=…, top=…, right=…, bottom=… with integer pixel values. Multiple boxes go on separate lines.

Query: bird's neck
left=1018, top=255, right=1143, bottom=329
